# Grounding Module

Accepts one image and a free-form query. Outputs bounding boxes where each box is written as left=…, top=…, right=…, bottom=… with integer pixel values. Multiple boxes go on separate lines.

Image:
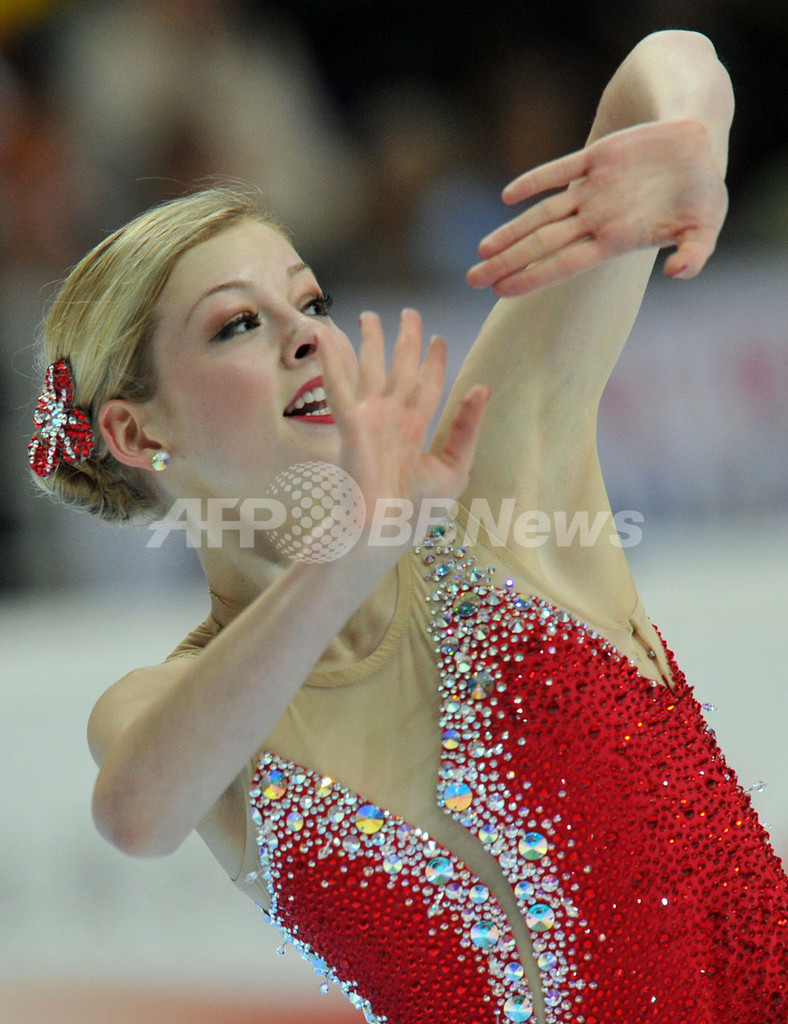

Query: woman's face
left=146, top=219, right=356, bottom=500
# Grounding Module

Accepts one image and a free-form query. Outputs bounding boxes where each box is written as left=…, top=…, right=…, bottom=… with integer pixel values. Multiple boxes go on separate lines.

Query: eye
left=303, top=292, right=333, bottom=317
left=212, top=311, right=261, bottom=342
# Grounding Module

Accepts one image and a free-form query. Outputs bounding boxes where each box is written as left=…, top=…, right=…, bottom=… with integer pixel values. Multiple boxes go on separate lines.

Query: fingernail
left=668, top=264, right=690, bottom=279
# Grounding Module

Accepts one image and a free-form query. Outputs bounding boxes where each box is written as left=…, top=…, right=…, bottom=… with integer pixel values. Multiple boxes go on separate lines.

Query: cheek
left=203, top=375, right=268, bottom=415
left=164, top=364, right=279, bottom=446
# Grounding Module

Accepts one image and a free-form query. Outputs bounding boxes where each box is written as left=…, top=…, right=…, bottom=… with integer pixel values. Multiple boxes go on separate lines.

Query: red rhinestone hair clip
left=29, top=359, right=95, bottom=479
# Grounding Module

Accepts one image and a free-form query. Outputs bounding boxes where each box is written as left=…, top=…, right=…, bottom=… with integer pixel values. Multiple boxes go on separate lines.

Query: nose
left=294, top=340, right=316, bottom=360
left=281, top=313, right=324, bottom=367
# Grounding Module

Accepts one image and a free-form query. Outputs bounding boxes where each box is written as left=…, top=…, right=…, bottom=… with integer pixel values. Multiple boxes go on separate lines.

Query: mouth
left=283, top=375, right=335, bottom=423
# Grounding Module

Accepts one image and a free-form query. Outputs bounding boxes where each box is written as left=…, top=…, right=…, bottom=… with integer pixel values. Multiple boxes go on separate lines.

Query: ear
left=99, top=399, right=166, bottom=471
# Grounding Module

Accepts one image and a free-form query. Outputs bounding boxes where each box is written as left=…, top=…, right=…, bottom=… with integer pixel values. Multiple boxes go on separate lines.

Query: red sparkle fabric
left=250, top=582, right=788, bottom=1024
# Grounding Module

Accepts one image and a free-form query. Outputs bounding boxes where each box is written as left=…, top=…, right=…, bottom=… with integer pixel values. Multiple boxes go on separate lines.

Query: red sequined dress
left=236, top=525, right=788, bottom=1024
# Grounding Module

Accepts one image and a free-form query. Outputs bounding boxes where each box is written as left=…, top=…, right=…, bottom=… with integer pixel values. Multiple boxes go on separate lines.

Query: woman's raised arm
left=433, top=30, right=733, bottom=529
left=468, top=30, right=733, bottom=296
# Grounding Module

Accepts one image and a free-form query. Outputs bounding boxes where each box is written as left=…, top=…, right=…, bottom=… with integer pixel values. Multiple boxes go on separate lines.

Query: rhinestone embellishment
left=244, top=517, right=788, bottom=1024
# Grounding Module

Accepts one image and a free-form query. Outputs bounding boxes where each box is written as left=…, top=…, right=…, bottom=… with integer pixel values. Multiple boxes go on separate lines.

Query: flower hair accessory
left=29, top=359, right=94, bottom=478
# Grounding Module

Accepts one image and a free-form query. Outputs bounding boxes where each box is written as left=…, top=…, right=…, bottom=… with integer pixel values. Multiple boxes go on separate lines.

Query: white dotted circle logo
left=266, top=461, right=366, bottom=563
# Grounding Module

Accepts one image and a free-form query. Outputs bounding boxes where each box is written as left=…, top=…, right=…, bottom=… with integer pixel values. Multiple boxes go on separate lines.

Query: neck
left=200, top=541, right=401, bottom=663
left=200, top=543, right=288, bottom=626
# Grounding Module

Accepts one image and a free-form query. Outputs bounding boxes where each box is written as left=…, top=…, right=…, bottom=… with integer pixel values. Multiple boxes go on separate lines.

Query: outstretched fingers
left=501, top=148, right=589, bottom=206
left=323, top=309, right=450, bottom=430
left=357, top=309, right=444, bottom=411
left=356, top=311, right=387, bottom=397
left=472, top=121, right=731, bottom=295
left=413, top=333, right=449, bottom=420
left=489, top=238, right=606, bottom=297
left=318, top=327, right=359, bottom=430
left=478, top=189, right=579, bottom=258
left=468, top=208, right=587, bottom=290
left=386, top=308, right=426, bottom=396
left=437, top=385, right=491, bottom=480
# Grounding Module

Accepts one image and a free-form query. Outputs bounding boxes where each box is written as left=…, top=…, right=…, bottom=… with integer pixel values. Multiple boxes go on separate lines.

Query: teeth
left=285, top=384, right=332, bottom=416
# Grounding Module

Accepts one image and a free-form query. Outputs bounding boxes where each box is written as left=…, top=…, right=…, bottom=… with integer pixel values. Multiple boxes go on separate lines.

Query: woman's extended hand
left=467, top=118, right=729, bottom=297
left=320, top=309, right=489, bottom=532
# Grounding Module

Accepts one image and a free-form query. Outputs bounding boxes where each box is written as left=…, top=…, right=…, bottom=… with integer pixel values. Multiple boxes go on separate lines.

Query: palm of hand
left=320, top=310, right=489, bottom=530
left=468, top=119, right=729, bottom=296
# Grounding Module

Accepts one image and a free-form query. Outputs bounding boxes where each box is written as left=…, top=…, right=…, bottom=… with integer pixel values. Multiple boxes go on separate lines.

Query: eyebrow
left=185, top=261, right=312, bottom=324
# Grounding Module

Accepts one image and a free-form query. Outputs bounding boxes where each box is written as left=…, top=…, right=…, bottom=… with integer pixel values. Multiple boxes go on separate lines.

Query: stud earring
left=151, top=450, right=171, bottom=472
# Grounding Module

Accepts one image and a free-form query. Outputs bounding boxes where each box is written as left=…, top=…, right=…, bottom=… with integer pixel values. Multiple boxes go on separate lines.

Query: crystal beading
left=28, top=359, right=94, bottom=478
left=246, top=519, right=788, bottom=1024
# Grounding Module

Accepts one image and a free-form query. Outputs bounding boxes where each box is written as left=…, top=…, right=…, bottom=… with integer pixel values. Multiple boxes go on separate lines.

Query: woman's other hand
left=320, top=309, right=489, bottom=530
left=467, top=118, right=728, bottom=297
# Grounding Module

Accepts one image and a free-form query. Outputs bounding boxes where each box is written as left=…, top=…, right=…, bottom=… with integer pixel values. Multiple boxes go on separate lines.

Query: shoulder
left=454, top=498, right=642, bottom=638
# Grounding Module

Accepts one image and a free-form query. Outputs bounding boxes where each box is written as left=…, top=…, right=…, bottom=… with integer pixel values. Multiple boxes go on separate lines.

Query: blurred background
left=1, top=1, right=787, bottom=1022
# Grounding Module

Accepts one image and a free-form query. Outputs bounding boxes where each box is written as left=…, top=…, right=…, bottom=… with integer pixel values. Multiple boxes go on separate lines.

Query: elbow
left=639, top=29, right=718, bottom=57
left=627, top=30, right=730, bottom=83
left=643, top=28, right=734, bottom=98
left=92, top=771, right=186, bottom=858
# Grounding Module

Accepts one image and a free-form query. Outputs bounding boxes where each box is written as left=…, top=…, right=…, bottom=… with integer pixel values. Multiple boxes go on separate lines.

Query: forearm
left=92, top=542, right=401, bottom=856
left=589, top=30, right=734, bottom=171
left=450, top=31, right=733, bottom=526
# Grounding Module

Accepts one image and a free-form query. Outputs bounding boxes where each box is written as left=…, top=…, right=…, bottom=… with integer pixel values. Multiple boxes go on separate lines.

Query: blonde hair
left=33, top=186, right=288, bottom=524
